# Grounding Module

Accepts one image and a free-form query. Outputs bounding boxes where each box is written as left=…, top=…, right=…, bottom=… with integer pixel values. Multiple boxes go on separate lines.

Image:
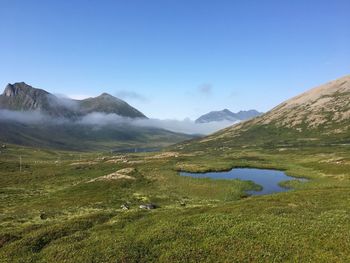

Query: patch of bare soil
left=146, top=152, right=179, bottom=159
left=70, top=161, right=98, bottom=166
left=88, top=167, right=136, bottom=182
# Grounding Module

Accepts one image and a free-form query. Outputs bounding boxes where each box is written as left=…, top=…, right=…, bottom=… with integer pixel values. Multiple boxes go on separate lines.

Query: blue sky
left=1, top=0, right=349, bottom=119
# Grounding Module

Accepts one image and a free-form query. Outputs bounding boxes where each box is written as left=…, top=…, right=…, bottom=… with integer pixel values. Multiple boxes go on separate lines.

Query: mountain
left=0, top=82, right=146, bottom=119
left=195, top=109, right=262, bottom=123
left=79, top=93, right=146, bottom=118
left=235, top=110, right=263, bottom=120
left=0, top=82, right=78, bottom=119
left=0, top=82, right=194, bottom=150
left=179, top=75, right=350, bottom=150
left=195, top=109, right=238, bottom=123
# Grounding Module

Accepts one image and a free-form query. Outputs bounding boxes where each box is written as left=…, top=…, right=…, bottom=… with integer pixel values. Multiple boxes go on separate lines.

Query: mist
left=134, top=117, right=235, bottom=135
left=49, top=94, right=80, bottom=110
left=78, top=112, right=236, bottom=135
left=0, top=109, right=50, bottom=124
left=0, top=110, right=236, bottom=135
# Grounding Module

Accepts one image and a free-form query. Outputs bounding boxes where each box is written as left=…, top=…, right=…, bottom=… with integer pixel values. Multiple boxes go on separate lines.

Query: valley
left=0, top=75, right=350, bottom=262
left=2, top=1, right=349, bottom=261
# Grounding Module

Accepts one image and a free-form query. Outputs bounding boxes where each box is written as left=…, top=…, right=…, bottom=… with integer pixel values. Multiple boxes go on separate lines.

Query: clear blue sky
left=1, top=0, right=349, bottom=119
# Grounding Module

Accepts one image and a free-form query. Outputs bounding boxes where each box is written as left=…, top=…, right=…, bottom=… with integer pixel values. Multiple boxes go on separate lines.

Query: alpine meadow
left=0, top=1, right=349, bottom=263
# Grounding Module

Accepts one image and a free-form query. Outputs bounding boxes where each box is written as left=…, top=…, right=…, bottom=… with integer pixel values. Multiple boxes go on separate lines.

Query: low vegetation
left=0, top=143, right=349, bottom=262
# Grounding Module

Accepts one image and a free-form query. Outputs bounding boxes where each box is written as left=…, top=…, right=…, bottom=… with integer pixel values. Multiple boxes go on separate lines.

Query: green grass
left=0, top=143, right=349, bottom=262
left=0, top=121, right=195, bottom=151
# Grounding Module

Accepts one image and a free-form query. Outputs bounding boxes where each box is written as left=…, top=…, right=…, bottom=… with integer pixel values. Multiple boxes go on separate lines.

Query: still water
left=180, top=168, right=307, bottom=196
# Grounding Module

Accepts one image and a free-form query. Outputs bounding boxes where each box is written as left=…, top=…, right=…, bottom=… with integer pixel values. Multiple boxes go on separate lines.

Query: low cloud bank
left=79, top=112, right=236, bottom=134
left=135, top=117, right=234, bottom=135
left=0, top=110, right=51, bottom=124
left=0, top=110, right=237, bottom=135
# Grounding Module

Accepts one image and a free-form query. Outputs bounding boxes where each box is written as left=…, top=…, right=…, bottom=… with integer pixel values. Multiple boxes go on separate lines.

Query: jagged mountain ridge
left=0, top=82, right=146, bottom=119
left=195, top=109, right=262, bottom=123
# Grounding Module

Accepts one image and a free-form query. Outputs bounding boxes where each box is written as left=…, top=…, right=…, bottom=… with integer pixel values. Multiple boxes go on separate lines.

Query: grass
left=0, top=143, right=349, bottom=262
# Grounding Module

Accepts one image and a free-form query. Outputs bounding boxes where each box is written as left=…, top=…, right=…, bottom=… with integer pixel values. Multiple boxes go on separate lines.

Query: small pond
left=180, top=168, right=308, bottom=196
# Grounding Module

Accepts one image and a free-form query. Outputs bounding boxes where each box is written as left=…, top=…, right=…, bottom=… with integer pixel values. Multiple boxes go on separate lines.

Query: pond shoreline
left=180, top=168, right=309, bottom=196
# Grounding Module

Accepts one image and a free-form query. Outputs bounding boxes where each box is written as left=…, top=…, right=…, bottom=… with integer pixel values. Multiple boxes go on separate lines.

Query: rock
left=139, top=203, right=157, bottom=210
left=40, top=212, right=47, bottom=220
left=121, top=204, right=130, bottom=210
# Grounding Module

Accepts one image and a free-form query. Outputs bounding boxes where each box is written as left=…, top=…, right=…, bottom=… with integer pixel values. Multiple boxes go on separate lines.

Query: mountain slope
left=0, top=82, right=80, bottom=119
left=0, top=82, right=146, bottom=119
left=0, top=82, right=194, bottom=150
left=179, top=75, right=350, bottom=150
left=0, top=120, right=194, bottom=151
left=195, top=109, right=262, bottom=123
left=79, top=93, right=145, bottom=118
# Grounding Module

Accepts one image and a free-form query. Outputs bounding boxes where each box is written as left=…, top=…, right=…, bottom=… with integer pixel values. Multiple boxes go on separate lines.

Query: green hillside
left=0, top=121, right=194, bottom=151
left=177, top=75, right=350, bottom=152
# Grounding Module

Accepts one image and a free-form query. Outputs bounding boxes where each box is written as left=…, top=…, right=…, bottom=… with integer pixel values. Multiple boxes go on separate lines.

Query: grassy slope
left=0, top=143, right=349, bottom=262
left=180, top=76, right=350, bottom=152
left=0, top=121, right=194, bottom=151
left=175, top=119, right=350, bottom=153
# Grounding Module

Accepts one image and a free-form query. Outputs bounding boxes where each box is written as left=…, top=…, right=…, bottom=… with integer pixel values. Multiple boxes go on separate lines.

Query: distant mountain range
left=0, top=82, right=146, bottom=119
left=195, top=109, right=262, bottom=123
left=179, top=75, right=350, bottom=151
left=0, top=82, right=194, bottom=150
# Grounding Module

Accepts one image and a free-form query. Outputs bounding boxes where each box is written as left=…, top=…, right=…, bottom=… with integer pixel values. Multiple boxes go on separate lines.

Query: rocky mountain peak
left=0, top=82, right=147, bottom=119
left=3, top=84, right=17, bottom=97
left=3, top=82, right=48, bottom=97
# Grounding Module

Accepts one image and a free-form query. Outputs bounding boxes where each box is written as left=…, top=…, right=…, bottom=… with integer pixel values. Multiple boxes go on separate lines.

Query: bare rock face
left=4, top=84, right=17, bottom=97
left=0, top=82, right=50, bottom=111
left=0, top=82, right=81, bottom=119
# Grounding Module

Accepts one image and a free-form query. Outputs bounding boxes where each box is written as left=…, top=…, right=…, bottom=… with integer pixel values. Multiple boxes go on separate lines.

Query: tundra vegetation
left=0, top=142, right=349, bottom=262
left=0, top=75, right=349, bottom=262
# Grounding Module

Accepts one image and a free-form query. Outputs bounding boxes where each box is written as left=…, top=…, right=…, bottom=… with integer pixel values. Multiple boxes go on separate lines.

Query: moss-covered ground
left=0, top=144, right=349, bottom=262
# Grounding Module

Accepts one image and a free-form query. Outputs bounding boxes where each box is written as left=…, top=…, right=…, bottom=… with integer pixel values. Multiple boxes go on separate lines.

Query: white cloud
left=0, top=110, right=236, bottom=135
left=0, top=110, right=67, bottom=124
left=79, top=113, right=236, bottom=135
left=67, top=94, right=94, bottom=100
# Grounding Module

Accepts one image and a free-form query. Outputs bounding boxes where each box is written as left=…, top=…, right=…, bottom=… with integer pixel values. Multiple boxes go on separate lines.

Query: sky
left=1, top=0, right=349, bottom=119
